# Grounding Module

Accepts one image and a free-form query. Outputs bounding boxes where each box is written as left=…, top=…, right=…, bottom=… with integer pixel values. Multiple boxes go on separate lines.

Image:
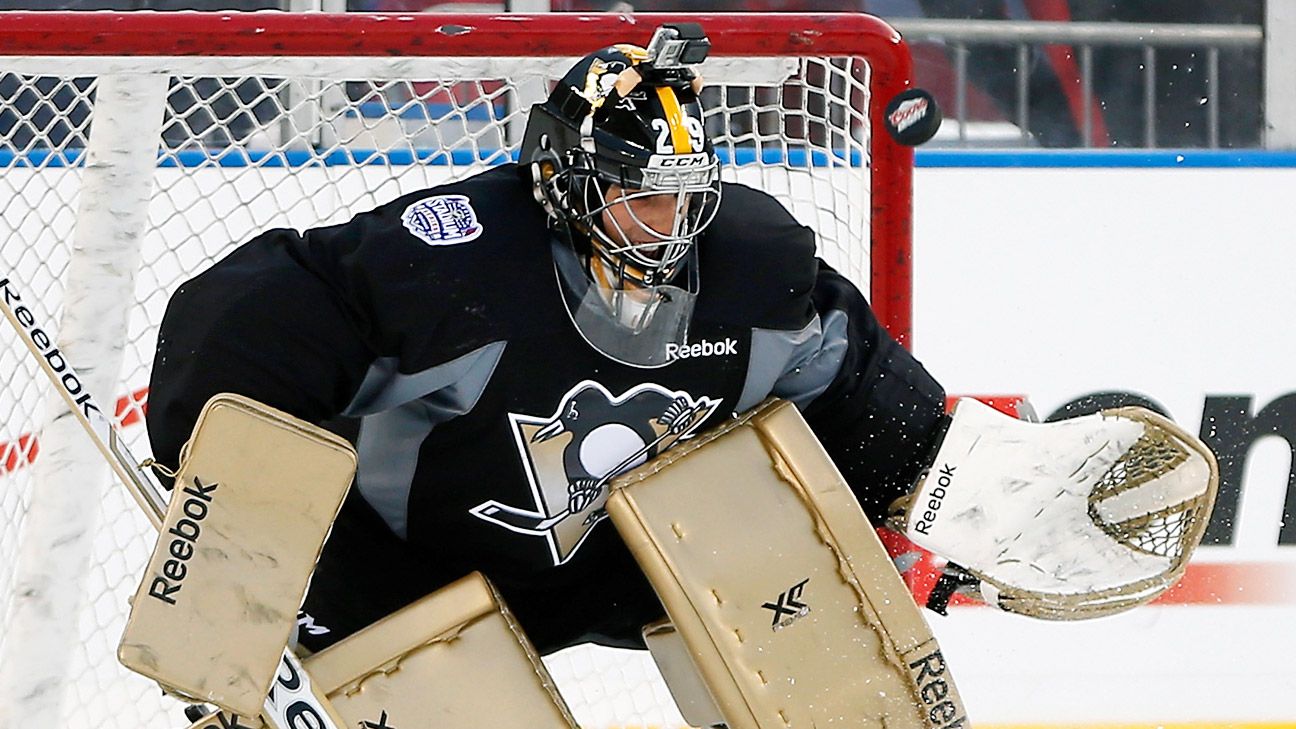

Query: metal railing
left=891, top=19, right=1264, bottom=149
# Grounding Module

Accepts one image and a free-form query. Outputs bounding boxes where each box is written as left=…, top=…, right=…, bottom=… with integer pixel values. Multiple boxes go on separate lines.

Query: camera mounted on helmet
left=641, top=22, right=712, bottom=82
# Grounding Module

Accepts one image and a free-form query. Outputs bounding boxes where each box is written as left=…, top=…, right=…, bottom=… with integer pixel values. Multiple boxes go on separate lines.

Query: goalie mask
left=521, top=30, right=721, bottom=368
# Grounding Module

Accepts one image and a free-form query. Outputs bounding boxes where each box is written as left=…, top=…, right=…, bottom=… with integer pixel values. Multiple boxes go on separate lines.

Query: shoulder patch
left=400, top=195, right=483, bottom=246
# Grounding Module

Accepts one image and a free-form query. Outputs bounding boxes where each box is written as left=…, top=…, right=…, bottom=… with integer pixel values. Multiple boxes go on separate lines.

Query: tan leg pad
left=119, top=394, right=356, bottom=717
left=608, top=399, right=970, bottom=729
left=184, top=572, right=578, bottom=729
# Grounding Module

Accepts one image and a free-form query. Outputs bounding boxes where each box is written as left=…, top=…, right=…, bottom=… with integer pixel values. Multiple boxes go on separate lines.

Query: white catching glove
left=890, top=398, right=1218, bottom=620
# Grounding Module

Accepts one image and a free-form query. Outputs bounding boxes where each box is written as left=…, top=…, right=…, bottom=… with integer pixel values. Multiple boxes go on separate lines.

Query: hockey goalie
left=109, top=23, right=1217, bottom=729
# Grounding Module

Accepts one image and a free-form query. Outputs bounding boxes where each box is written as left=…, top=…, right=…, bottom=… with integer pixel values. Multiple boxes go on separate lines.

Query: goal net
left=0, top=11, right=914, bottom=729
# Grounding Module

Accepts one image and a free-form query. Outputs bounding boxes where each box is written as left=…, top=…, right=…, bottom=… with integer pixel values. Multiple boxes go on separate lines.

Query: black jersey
left=147, top=164, right=946, bottom=654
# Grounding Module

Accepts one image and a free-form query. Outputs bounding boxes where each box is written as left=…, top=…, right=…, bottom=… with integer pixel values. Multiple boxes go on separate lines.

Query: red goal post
left=0, top=11, right=915, bottom=729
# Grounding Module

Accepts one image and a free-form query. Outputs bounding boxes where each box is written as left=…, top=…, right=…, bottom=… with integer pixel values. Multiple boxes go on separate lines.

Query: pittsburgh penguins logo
left=471, top=381, right=721, bottom=565
left=576, top=58, right=627, bottom=114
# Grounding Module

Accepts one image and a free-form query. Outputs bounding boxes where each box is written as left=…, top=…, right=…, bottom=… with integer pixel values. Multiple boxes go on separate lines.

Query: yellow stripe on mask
left=654, top=86, right=693, bottom=154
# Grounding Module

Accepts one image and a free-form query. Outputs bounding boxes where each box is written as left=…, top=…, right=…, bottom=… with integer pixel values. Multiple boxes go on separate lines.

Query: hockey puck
left=883, top=88, right=942, bottom=146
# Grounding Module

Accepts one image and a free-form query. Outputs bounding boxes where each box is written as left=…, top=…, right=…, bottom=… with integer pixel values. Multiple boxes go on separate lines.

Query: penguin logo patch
left=400, top=195, right=483, bottom=246
left=470, top=382, right=721, bottom=565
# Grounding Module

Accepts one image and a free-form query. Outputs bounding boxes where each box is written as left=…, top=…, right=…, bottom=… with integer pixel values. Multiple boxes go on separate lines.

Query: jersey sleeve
left=710, top=183, right=947, bottom=522
left=146, top=228, right=375, bottom=476
left=779, top=262, right=948, bottom=524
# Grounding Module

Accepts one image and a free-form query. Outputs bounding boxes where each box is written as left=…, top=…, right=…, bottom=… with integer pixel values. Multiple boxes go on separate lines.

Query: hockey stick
left=0, top=275, right=344, bottom=729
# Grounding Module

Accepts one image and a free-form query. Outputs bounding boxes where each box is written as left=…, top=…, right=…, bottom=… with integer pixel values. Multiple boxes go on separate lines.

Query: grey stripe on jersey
left=737, top=309, right=849, bottom=413
left=347, top=341, right=506, bottom=538
left=342, top=341, right=507, bottom=417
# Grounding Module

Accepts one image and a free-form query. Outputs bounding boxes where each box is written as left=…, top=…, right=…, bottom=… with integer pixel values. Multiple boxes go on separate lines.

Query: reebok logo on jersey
left=665, top=337, right=738, bottom=361
left=401, top=194, right=483, bottom=245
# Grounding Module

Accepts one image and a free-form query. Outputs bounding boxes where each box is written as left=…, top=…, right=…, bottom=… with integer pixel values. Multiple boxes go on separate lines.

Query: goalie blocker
left=891, top=398, right=1218, bottom=619
left=127, top=397, right=575, bottom=729
left=119, top=394, right=357, bottom=720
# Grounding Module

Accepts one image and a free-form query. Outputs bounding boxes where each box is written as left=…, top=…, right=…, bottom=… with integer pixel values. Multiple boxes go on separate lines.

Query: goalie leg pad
left=184, top=572, right=579, bottom=729
left=608, top=399, right=969, bottom=729
left=303, top=572, right=578, bottom=729
left=119, top=394, right=357, bottom=717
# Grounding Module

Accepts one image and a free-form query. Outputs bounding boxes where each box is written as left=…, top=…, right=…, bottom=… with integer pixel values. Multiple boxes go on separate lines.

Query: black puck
left=884, top=88, right=943, bottom=146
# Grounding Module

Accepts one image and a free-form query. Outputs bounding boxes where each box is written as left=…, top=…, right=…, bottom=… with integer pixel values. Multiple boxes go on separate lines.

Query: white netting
left=0, top=50, right=876, bottom=729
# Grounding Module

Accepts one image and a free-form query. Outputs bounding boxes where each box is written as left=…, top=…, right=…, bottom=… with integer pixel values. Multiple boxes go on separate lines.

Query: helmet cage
left=575, top=150, right=720, bottom=287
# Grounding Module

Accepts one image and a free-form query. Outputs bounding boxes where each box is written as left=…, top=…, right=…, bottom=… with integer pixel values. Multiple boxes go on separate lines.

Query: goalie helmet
left=521, top=27, right=721, bottom=368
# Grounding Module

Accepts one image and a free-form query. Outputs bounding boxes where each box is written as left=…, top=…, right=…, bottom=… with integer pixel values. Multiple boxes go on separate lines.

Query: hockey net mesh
left=1, top=49, right=879, bottom=729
